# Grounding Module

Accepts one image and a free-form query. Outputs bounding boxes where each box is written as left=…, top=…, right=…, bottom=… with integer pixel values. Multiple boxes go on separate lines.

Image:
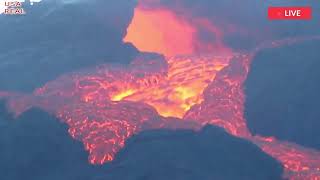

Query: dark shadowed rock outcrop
left=0, top=101, right=102, bottom=180
left=245, top=39, right=320, bottom=150
left=0, top=0, right=138, bottom=92
left=96, top=125, right=284, bottom=180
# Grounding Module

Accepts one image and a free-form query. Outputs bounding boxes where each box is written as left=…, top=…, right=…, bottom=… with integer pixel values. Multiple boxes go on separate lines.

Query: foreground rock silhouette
left=0, top=101, right=101, bottom=180
left=96, top=126, right=283, bottom=180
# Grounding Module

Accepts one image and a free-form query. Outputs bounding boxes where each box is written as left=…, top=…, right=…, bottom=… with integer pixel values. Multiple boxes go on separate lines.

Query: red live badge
left=268, top=7, right=312, bottom=20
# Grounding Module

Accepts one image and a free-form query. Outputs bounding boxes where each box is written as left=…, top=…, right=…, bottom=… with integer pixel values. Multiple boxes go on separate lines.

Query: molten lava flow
left=120, top=55, right=230, bottom=118
left=184, top=53, right=252, bottom=138
left=253, top=136, right=320, bottom=179
left=1, top=54, right=229, bottom=164
left=111, top=89, right=136, bottom=101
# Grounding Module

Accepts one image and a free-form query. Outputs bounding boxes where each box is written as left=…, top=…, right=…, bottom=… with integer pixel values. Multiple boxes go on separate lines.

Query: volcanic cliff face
left=245, top=39, right=320, bottom=150
left=0, top=0, right=138, bottom=92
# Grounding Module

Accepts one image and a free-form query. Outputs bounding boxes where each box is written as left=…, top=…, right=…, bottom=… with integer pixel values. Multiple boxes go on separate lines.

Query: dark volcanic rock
left=95, top=125, right=283, bottom=180
left=245, top=39, right=320, bottom=150
left=0, top=0, right=138, bottom=92
left=0, top=101, right=102, bottom=180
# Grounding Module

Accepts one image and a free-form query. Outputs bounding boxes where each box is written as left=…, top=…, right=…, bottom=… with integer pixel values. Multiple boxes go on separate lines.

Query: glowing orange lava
left=124, top=6, right=196, bottom=56
left=115, top=55, right=229, bottom=118
left=124, top=3, right=231, bottom=56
